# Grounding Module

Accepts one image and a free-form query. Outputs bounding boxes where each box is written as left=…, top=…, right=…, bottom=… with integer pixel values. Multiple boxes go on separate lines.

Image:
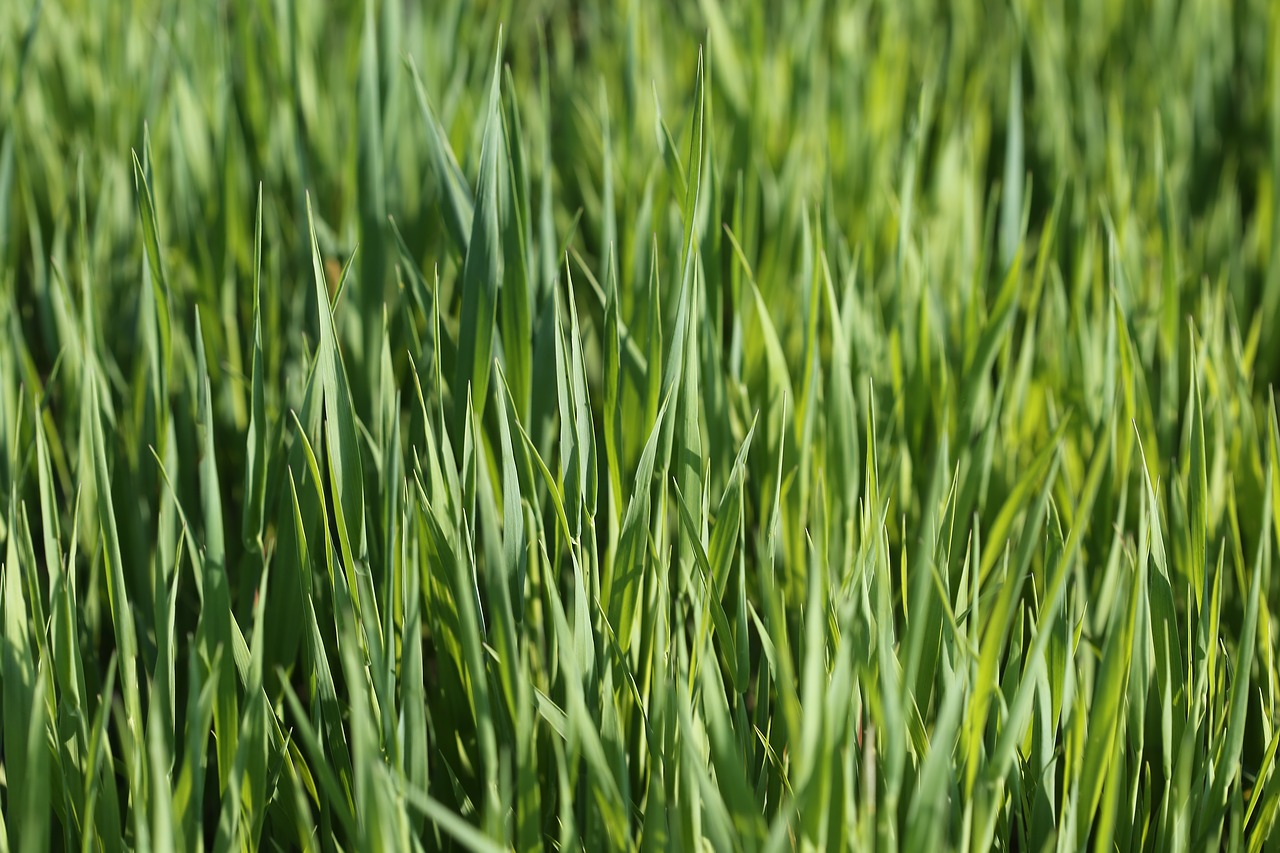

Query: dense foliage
left=3, top=0, right=1280, bottom=849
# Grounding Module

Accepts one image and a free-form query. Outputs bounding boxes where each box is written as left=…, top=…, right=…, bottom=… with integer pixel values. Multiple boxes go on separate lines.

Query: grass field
left=3, top=0, right=1280, bottom=849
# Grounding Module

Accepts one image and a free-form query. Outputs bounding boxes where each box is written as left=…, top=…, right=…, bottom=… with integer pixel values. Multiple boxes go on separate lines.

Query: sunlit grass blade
left=193, top=309, right=240, bottom=796
left=305, top=192, right=367, bottom=561
left=242, top=183, right=268, bottom=551
left=356, top=0, right=388, bottom=396
left=2, top=496, right=35, bottom=850
left=452, top=33, right=505, bottom=439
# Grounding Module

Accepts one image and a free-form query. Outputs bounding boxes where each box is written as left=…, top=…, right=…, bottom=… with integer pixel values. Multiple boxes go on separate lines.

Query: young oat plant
left=1, top=0, right=1278, bottom=850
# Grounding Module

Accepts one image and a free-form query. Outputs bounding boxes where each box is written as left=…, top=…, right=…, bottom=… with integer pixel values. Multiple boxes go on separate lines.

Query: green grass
left=3, top=0, right=1280, bottom=849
